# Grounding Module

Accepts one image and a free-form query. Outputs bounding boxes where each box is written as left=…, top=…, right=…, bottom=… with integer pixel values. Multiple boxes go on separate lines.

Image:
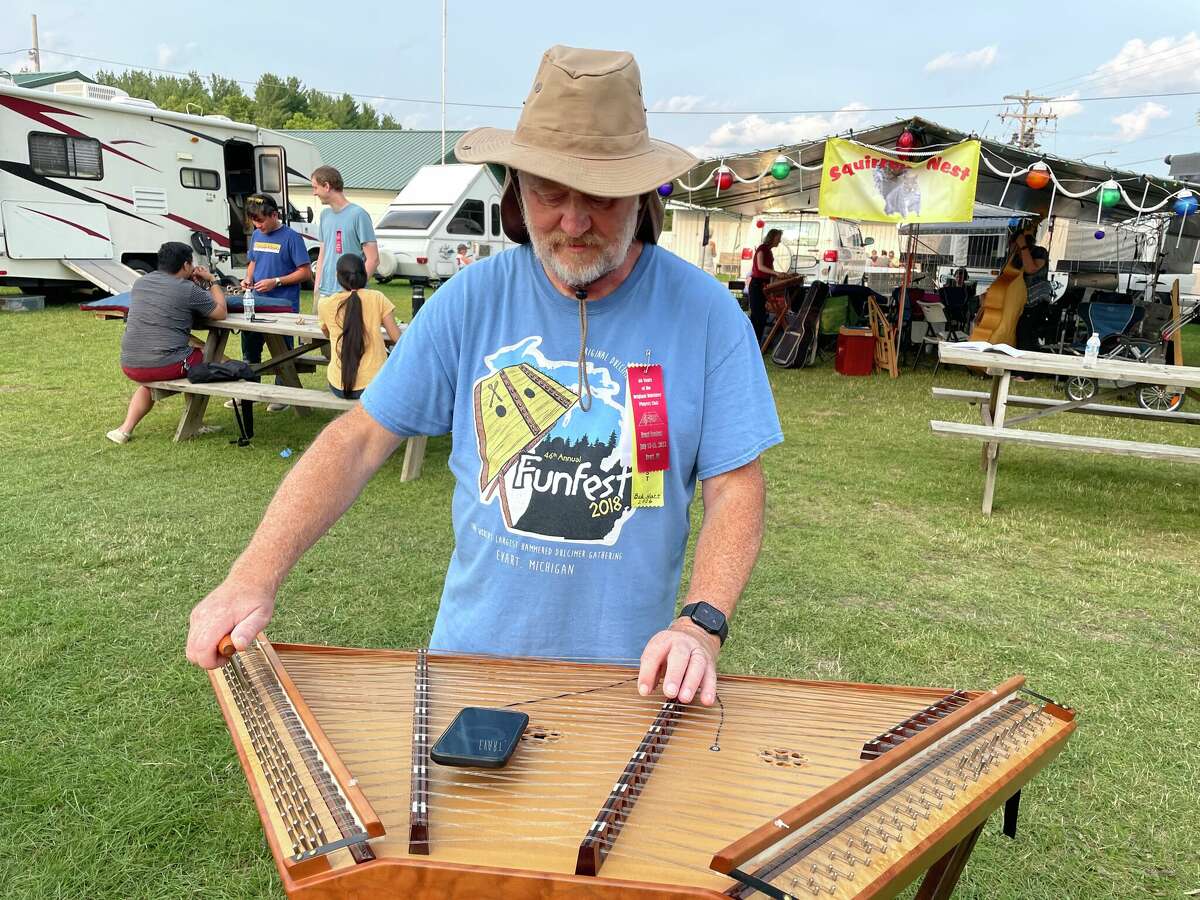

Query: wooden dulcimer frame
left=207, top=638, right=1075, bottom=900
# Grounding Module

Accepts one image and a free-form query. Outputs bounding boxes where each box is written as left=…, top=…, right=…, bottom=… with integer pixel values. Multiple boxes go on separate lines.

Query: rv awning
left=898, top=204, right=1036, bottom=236
left=677, top=117, right=1200, bottom=240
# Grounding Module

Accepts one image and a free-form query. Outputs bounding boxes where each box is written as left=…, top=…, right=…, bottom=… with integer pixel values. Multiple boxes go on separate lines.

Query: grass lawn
left=1, top=286, right=1197, bottom=899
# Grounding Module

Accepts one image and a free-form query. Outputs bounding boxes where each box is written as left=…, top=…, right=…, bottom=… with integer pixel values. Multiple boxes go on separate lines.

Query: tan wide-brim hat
left=455, top=45, right=698, bottom=244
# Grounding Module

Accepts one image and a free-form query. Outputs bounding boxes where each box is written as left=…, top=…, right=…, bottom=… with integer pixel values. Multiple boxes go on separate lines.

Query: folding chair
left=1071, top=301, right=1145, bottom=355
left=914, top=299, right=966, bottom=374
left=867, top=296, right=898, bottom=376
left=727, top=279, right=748, bottom=311
left=938, top=285, right=971, bottom=333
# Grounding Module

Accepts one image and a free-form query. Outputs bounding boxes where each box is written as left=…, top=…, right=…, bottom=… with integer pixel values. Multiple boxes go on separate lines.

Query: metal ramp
left=62, top=258, right=142, bottom=295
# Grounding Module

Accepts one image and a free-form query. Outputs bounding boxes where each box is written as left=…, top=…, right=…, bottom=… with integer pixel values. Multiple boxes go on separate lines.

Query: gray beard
left=527, top=205, right=639, bottom=290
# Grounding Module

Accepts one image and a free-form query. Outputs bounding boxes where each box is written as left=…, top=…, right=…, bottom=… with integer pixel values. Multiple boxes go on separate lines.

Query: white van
left=741, top=215, right=871, bottom=285
left=374, top=164, right=510, bottom=286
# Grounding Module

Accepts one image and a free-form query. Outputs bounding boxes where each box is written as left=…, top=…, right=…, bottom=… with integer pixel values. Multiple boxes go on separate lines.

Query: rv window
left=258, top=155, right=282, bottom=193
left=28, top=132, right=102, bottom=180
left=181, top=168, right=221, bottom=190
left=490, top=202, right=501, bottom=237
left=447, top=199, right=485, bottom=236
left=377, top=208, right=441, bottom=231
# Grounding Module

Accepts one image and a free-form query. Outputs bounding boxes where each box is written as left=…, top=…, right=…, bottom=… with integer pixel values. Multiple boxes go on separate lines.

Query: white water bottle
left=243, top=287, right=255, bottom=321
left=1083, top=332, right=1100, bottom=368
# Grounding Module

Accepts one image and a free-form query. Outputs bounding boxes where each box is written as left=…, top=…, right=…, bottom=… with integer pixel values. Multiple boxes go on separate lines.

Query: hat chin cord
left=573, top=287, right=593, bottom=413
left=515, top=187, right=608, bottom=415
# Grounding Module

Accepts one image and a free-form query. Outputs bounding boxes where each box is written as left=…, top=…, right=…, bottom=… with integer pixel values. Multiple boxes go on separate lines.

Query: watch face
left=693, top=603, right=724, bottom=631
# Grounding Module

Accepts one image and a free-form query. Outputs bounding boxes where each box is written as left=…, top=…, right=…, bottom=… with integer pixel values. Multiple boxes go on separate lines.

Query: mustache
left=543, top=231, right=605, bottom=250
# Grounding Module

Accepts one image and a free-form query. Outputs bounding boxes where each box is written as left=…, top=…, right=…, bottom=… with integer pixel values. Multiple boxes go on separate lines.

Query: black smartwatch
left=679, top=601, right=728, bottom=646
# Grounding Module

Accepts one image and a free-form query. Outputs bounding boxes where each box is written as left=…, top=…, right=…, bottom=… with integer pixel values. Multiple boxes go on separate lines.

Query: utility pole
left=440, top=0, right=446, bottom=165
left=30, top=15, right=41, bottom=73
left=999, top=90, right=1058, bottom=150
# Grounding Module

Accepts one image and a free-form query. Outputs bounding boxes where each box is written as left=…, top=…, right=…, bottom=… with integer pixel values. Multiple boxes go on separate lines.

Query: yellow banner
left=818, top=137, right=980, bottom=223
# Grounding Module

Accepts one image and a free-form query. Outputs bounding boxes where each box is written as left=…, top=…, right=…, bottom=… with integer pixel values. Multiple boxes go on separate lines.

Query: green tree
left=208, top=74, right=246, bottom=106
left=282, top=111, right=337, bottom=130
left=253, top=74, right=308, bottom=129
left=218, top=93, right=256, bottom=123
left=92, top=68, right=402, bottom=132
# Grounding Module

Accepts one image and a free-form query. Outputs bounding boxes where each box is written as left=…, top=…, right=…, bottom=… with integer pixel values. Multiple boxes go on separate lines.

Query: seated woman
left=107, top=241, right=227, bottom=444
left=318, top=254, right=402, bottom=400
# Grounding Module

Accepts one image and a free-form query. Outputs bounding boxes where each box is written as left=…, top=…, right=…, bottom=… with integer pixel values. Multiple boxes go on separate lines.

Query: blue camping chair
left=1072, top=302, right=1144, bottom=354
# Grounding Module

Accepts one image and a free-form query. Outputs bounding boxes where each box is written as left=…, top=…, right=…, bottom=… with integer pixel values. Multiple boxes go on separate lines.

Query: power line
left=1038, top=41, right=1199, bottom=93
left=1113, top=155, right=1172, bottom=167
left=648, top=90, right=1200, bottom=117
left=0, top=47, right=32, bottom=56
left=36, top=48, right=518, bottom=110
left=1110, top=123, right=1200, bottom=168
left=1112, top=122, right=1200, bottom=151
left=1043, top=50, right=1200, bottom=99
left=28, top=46, right=1200, bottom=117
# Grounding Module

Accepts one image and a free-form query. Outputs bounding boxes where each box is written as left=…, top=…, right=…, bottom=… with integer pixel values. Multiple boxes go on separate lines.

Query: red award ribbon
left=629, top=363, right=669, bottom=473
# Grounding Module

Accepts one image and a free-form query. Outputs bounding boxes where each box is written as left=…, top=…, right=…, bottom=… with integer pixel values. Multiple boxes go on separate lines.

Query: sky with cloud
left=2, top=1, right=1197, bottom=177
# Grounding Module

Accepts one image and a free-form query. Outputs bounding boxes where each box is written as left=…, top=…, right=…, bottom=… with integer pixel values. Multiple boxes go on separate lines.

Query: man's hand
left=240, top=277, right=252, bottom=290
left=637, top=620, right=721, bottom=706
left=253, top=278, right=278, bottom=293
left=186, top=578, right=276, bottom=669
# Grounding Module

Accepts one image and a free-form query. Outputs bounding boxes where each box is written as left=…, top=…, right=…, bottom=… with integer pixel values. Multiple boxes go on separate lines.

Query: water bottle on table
left=243, top=287, right=256, bottom=321
left=1083, top=332, right=1100, bottom=368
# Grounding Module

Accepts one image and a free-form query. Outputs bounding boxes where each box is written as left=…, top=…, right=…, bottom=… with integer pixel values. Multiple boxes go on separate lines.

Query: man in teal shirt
left=310, top=165, right=378, bottom=312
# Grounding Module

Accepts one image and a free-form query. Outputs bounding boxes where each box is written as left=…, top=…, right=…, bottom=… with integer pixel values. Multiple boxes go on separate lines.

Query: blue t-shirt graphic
left=247, top=224, right=309, bottom=309
left=362, top=243, right=782, bottom=662
left=318, top=204, right=376, bottom=296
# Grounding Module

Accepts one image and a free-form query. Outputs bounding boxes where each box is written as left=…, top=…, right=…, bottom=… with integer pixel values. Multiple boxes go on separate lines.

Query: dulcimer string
left=280, top=681, right=936, bottom=777
left=282, top=657, right=943, bottom=728
left=284, top=653, right=949, bottom=710
left=269, top=657, right=965, bottom=793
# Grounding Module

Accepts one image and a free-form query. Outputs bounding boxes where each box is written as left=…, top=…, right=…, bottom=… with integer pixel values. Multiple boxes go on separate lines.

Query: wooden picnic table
left=931, top=345, right=1200, bottom=515
left=153, top=311, right=426, bottom=480
left=173, top=312, right=350, bottom=437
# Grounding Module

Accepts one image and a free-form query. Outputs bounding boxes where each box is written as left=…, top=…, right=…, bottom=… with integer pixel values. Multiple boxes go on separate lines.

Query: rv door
left=253, top=146, right=289, bottom=213
left=478, top=192, right=503, bottom=259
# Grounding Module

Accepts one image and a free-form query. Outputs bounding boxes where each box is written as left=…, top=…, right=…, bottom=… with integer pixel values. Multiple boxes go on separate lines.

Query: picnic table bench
left=149, top=312, right=426, bottom=482
left=931, top=344, right=1200, bottom=514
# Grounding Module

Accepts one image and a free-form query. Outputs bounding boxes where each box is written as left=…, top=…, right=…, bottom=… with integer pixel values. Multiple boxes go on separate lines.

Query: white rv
left=0, top=79, right=323, bottom=296
left=374, top=164, right=509, bottom=287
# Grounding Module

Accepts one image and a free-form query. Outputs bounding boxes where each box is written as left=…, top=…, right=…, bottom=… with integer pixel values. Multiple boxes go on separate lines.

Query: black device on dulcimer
left=209, top=635, right=1075, bottom=899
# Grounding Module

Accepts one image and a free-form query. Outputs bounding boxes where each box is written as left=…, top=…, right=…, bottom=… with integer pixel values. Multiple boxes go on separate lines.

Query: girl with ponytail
left=318, top=254, right=402, bottom=399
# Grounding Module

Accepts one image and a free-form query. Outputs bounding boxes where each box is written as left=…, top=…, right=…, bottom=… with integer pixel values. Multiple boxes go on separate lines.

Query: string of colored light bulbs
left=661, top=136, right=1199, bottom=246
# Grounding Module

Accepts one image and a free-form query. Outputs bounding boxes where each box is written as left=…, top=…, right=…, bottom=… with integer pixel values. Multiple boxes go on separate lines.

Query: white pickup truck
left=743, top=215, right=871, bottom=285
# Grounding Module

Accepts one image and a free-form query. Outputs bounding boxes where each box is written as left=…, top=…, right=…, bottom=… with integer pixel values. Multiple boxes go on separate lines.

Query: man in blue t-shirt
left=310, top=165, right=377, bottom=311
left=239, top=195, right=312, bottom=407
left=187, top=46, right=782, bottom=711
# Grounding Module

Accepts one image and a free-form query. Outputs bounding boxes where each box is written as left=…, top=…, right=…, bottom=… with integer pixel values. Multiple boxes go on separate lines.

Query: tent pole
left=893, top=225, right=918, bottom=377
